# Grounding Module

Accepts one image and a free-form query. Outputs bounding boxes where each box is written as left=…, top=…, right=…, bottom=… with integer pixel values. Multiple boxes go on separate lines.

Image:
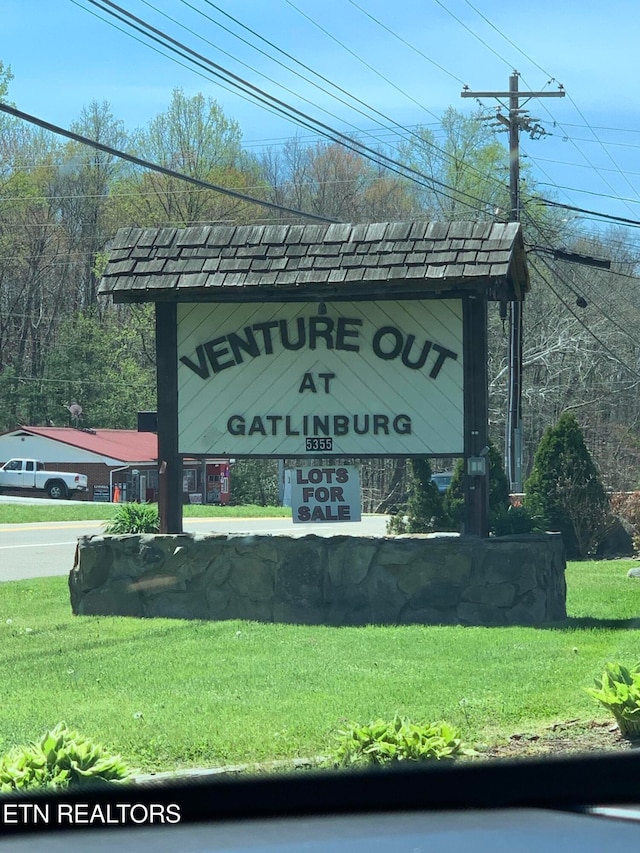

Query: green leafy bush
left=386, top=459, right=446, bottom=534
left=331, top=716, right=476, bottom=768
left=586, top=663, right=640, bottom=738
left=525, top=412, right=608, bottom=559
left=0, top=723, right=133, bottom=792
left=104, top=502, right=160, bottom=534
left=491, top=504, right=542, bottom=536
left=229, top=460, right=279, bottom=506
left=443, top=442, right=510, bottom=533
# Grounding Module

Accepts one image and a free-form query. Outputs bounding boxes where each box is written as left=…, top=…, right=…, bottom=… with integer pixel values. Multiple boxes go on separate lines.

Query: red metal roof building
left=0, top=427, right=229, bottom=504
left=0, top=426, right=158, bottom=464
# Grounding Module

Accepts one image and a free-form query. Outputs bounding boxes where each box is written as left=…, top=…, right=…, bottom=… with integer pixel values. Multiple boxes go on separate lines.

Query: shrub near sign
left=291, top=465, right=361, bottom=523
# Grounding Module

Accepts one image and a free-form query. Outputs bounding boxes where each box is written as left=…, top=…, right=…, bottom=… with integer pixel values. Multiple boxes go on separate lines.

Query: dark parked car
left=431, top=472, right=453, bottom=494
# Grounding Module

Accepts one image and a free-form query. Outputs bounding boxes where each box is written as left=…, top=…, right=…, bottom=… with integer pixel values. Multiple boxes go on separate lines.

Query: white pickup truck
left=0, top=458, right=88, bottom=499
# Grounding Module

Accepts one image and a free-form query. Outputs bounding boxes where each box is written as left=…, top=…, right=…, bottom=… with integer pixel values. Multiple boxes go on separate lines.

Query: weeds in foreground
left=330, top=716, right=476, bottom=767
left=0, top=723, right=133, bottom=791
left=103, top=502, right=159, bottom=534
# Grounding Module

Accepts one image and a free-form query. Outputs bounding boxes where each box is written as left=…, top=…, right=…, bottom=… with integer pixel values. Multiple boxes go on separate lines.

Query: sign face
left=291, top=465, right=361, bottom=524
left=92, top=485, right=111, bottom=503
left=177, top=300, right=463, bottom=456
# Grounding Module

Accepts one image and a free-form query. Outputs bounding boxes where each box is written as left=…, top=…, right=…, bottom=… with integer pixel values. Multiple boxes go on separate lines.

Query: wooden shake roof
left=99, top=220, right=529, bottom=302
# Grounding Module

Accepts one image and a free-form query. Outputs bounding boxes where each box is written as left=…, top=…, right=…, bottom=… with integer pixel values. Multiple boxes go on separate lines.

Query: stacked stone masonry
left=69, top=533, right=566, bottom=627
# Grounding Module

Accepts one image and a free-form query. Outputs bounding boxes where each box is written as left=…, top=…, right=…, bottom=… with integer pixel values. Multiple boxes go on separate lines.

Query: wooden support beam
left=156, top=302, right=183, bottom=534
left=463, top=294, right=489, bottom=537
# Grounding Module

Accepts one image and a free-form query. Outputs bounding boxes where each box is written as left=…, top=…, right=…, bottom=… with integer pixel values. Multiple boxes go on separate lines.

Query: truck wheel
left=47, top=480, right=68, bottom=500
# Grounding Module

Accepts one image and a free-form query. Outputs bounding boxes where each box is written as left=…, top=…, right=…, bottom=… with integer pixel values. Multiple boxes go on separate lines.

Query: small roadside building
left=0, top=427, right=230, bottom=504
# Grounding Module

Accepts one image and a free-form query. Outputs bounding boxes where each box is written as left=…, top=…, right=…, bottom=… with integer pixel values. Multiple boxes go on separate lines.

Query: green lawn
left=0, top=503, right=290, bottom=525
left=0, top=559, right=639, bottom=774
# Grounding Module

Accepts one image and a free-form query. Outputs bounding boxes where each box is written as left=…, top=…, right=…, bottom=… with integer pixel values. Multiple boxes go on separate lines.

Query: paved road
left=0, top=515, right=389, bottom=582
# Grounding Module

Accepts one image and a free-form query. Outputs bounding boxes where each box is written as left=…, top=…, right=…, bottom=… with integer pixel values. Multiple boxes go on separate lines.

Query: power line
left=77, top=0, right=497, bottom=215
left=529, top=257, right=640, bottom=378
left=523, top=153, right=640, bottom=179
left=555, top=123, right=640, bottom=136
left=73, top=0, right=543, bottom=221
left=443, top=0, right=639, bottom=218
left=135, top=0, right=424, bottom=153
left=461, top=0, right=552, bottom=78
left=564, top=91, right=640, bottom=205
left=68, top=0, right=306, bottom=132
left=533, top=198, right=640, bottom=229
left=282, top=0, right=443, bottom=124
left=535, top=182, right=640, bottom=206
left=175, top=0, right=432, bottom=150
left=432, top=0, right=512, bottom=70
left=0, top=102, right=338, bottom=224
left=345, top=0, right=466, bottom=86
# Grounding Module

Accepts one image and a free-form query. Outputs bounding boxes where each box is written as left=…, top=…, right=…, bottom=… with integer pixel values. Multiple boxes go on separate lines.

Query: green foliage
left=104, top=502, right=160, bottom=534
left=0, top=59, right=14, bottom=102
left=331, top=716, right=475, bottom=768
left=229, top=460, right=279, bottom=506
left=490, top=504, right=542, bottom=536
left=41, top=307, right=156, bottom=430
left=0, top=561, right=639, bottom=773
left=443, top=442, right=511, bottom=533
left=398, top=108, right=510, bottom=219
left=0, top=502, right=289, bottom=525
left=0, top=723, right=133, bottom=792
left=525, top=412, right=609, bottom=559
left=386, top=458, right=446, bottom=534
left=442, top=458, right=464, bottom=529
left=586, top=663, right=640, bottom=738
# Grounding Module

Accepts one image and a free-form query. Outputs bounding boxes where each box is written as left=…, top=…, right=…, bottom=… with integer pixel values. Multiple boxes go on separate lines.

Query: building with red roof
left=0, top=427, right=229, bottom=504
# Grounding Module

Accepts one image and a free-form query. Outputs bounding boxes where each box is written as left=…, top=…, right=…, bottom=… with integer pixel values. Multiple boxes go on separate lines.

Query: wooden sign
left=177, top=300, right=463, bottom=457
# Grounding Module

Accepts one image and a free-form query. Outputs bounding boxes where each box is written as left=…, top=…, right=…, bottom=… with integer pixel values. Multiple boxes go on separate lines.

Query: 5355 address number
left=305, top=438, right=333, bottom=452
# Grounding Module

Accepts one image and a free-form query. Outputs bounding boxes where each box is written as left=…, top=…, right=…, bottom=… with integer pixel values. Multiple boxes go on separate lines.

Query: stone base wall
left=69, top=532, right=566, bottom=627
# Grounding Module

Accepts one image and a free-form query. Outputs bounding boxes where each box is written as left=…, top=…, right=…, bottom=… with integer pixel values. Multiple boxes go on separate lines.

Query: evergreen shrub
left=386, top=458, right=446, bottom=533
left=525, top=412, right=608, bottom=559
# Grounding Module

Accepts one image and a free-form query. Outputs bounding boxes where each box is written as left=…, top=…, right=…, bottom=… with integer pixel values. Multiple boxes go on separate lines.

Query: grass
left=0, top=503, right=290, bottom=525
left=1, top=559, right=639, bottom=774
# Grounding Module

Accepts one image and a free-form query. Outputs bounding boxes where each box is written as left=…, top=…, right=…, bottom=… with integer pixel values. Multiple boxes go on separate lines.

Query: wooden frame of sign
left=100, top=221, right=528, bottom=537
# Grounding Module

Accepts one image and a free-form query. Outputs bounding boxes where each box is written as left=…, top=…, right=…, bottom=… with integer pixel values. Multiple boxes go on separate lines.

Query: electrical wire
left=71, top=0, right=544, bottom=223
left=532, top=198, right=640, bottom=229
left=345, top=0, right=466, bottom=86
left=522, top=206, right=640, bottom=342
left=529, top=256, right=640, bottom=379
left=173, top=0, right=431, bottom=150
left=282, top=0, right=443, bottom=125
left=439, top=0, right=640, bottom=217
left=535, top=183, right=640, bottom=206
left=0, top=102, right=338, bottom=223
left=74, top=0, right=505, bottom=216
left=431, top=0, right=511, bottom=70
left=135, top=0, right=426, bottom=153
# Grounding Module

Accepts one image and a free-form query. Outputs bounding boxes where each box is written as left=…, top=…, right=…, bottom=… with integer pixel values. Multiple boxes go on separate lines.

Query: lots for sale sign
left=291, top=465, right=361, bottom=524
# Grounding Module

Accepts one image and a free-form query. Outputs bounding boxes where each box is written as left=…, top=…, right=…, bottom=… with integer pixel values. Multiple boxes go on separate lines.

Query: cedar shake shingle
left=99, top=220, right=528, bottom=301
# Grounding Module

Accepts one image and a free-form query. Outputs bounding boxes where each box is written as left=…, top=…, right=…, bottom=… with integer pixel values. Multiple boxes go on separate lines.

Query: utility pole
left=461, top=72, right=564, bottom=493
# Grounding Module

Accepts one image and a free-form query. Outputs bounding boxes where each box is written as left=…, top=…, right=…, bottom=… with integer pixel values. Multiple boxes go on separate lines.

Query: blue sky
left=3, top=0, right=640, bottom=228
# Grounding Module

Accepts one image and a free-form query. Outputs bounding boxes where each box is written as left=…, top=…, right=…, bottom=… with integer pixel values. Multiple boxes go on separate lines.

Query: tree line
left=1, top=58, right=639, bottom=495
